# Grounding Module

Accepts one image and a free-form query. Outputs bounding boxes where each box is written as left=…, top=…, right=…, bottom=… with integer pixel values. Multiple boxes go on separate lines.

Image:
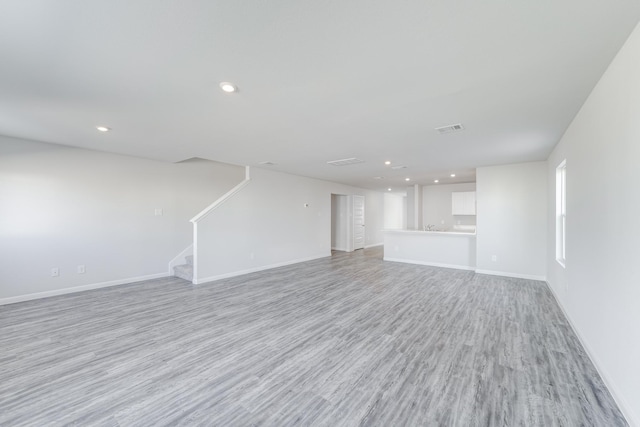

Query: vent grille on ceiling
left=258, top=161, right=277, bottom=166
left=327, top=157, right=364, bottom=166
left=435, top=123, right=465, bottom=134
left=390, top=165, right=407, bottom=170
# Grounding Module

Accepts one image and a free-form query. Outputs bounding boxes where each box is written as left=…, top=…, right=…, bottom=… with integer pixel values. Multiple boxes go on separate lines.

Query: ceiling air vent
left=259, top=161, right=277, bottom=166
left=390, top=165, right=408, bottom=170
left=327, top=157, right=364, bottom=166
left=435, top=123, right=465, bottom=134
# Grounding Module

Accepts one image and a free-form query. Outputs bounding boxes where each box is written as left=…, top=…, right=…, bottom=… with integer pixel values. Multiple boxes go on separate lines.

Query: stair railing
left=189, top=166, right=251, bottom=283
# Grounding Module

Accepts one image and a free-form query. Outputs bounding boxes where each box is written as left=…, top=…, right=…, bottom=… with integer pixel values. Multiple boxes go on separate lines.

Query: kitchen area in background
left=382, top=162, right=546, bottom=280
left=383, top=179, right=477, bottom=233
left=383, top=178, right=477, bottom=270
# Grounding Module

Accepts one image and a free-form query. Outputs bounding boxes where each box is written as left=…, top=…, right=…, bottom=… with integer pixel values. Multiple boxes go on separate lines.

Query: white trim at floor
left=0, top=272, right=170, bottom=306
left=475, top=269, right=546, bottom=281
left=195, top=253, right=331, bottom=285
left=384, top=257, right=475, bottom=271
left=546, top=282, right=637, bottom=427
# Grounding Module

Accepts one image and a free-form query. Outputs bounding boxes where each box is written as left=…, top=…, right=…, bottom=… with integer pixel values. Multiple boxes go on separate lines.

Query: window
left=556, top=160, right=566, bottom=267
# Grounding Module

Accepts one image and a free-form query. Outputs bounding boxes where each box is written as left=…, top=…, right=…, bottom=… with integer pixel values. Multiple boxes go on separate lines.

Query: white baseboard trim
left=195, top=253, right=332, bottom=285
left=383, top=257, right=475, bottom=271
left=331, top=246, right=347, bottom=251
left=364, top=243, right=383, bottom=249
left=0, top=272, right=171, bottom=306
left=546, top=282, right=638, bottom=427
left=474, top=269, right=546, bottom=282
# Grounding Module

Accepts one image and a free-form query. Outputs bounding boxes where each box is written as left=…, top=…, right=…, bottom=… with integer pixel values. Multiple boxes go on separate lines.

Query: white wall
left=0, top=136, right=245, bottom=302
left=402, top=196, right=407, bottom=229
left=383, top=193, right=405, bottom=230
left=405, top=185, right=422, bottom=230
left=406, top=186, right=415, bottom=229
left=194, top=167, right=384, bottom=282
left=423, top=182, right=476, bottom=230
left=331, top=194, right=348, bottom=250
left=363, top=192, right=384, bottom=247
left=546, top=22, right=640, bottom=426
left=0, top=137, right=385, bottom=302
left=475, top=162, right=547, bottom=280
left=414, top=185, right=423, bottom=231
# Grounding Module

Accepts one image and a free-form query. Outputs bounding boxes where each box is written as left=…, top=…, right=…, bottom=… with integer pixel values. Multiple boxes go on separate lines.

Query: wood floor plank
left=0, top=247, right=627, bottom=426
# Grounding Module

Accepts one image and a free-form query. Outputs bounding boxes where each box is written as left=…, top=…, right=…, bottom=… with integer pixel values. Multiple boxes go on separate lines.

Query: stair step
left=185, top=255, right=193, bottom=266
left=173, top=264, right=193, bottom=282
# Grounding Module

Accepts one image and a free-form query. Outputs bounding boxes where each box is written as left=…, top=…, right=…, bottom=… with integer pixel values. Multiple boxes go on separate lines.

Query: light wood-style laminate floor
left=0, top=248, right=626, bottom=426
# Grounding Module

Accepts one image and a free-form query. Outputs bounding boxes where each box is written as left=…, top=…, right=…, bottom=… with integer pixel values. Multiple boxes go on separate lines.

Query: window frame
left=556, top=160, right=567, bottom=268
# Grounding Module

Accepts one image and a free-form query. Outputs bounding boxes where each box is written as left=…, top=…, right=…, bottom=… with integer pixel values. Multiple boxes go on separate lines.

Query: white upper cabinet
left=452, top=191, right=476, bottom=215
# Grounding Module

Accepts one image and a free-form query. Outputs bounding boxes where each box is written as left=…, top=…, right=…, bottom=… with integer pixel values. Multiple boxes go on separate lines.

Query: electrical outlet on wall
left=491, top=255, right=497, bottom=262
left=51, top=267, right=59, bottom=277
left=77, top=265, right=86, bottom=274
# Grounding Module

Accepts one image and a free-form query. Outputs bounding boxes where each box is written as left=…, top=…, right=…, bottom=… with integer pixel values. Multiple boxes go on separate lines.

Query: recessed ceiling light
left=450, top=173, right=456, bottom=177
left=96, top=126, right=110, bottom=132
left=434, top=179, right=439, bottom=183
left=384, top=161, right=391, bottom=165
left=405, top=178, right=410, bottom=181
left=387, top=188, right=392, bottom=191
left=219, top=82, right=237, bottom=93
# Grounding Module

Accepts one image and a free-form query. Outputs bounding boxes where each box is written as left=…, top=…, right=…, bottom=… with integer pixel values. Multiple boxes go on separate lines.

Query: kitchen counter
left=383, top=229, right=476, bottom=270
left=384, top=229, right=476, bottom=236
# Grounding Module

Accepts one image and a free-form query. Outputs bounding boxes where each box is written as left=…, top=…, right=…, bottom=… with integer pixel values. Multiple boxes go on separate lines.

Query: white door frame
left=352, top=195, right=365, bottom=250
left=330, top=193, right=349, bottom=252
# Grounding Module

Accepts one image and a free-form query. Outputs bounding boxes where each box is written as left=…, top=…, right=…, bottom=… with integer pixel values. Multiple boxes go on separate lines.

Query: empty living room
left=1, top=1, right=640, bottom=426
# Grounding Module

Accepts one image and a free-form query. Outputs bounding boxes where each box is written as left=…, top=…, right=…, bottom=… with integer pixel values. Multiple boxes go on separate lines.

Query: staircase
left=173, top=255, right=193, bottom=282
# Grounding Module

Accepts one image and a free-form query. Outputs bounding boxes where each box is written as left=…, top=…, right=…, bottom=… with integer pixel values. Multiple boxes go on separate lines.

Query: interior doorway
left=331, top=194, right=349, bottom=251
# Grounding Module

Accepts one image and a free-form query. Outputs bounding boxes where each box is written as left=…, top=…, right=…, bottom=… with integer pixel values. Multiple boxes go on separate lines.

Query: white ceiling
left=1, top=1, right=639, bottom=191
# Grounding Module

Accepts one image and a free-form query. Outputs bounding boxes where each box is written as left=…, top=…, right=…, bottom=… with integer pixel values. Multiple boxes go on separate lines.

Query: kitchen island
left=383, top=229, right=476, bottom=270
